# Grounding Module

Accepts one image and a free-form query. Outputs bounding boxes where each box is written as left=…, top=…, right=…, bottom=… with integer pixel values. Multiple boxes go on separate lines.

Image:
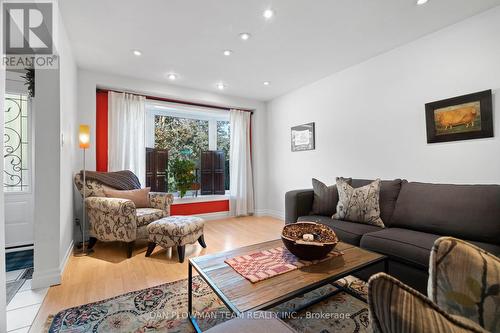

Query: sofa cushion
left=360, top=228, right=500, bottom=270
left=361, top=228, right=438, bottom=269
left=298, top=215, right=381, bottom=245
left=351, top=179, right=402, bottom=226
left=470, top=240, right=500, bottom=257
left=136, top=208, right=166, bottom=227
left=390, top=181, right=500, bottom=244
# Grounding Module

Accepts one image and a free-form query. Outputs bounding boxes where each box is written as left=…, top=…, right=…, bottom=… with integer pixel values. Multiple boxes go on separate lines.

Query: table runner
left=225, top=246, right=343, bottom=283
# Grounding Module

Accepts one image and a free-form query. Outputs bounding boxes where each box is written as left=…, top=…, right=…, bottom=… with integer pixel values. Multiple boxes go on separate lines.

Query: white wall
left=32, top=3, right=78, bottom=289
left=266, top=6, right=500, bottom=218
left=58, top=10, right=77, bottom=269
left=32, top=65, right=61, bottom=288
left=76, top=70, right=268, bottom=212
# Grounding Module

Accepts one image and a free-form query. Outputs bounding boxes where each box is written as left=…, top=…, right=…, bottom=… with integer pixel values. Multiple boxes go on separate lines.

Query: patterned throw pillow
left=429, top=237, right=500, bottom=332
left=333, top=178, right=384, bottom=227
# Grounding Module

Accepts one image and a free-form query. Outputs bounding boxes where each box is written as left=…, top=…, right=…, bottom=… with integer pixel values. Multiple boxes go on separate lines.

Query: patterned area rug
left=47, top=275, right=370, bottom=333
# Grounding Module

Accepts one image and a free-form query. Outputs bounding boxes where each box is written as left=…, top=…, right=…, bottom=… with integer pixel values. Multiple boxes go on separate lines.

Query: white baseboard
left=31, top=240, right=74, bottom=289
left=31, top=267, right=61, bottom=289
left=60, top=240, right=74, bottom=275
left=192, top=211, right=233, bottom=221
left=255, top=209, right=285, bottom=221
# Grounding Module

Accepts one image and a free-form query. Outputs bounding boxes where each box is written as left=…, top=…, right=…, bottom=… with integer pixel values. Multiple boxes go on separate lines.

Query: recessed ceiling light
left=132, top=49, right=142, bottom=56
left=216, top=82, right=226, bottom=90
left=416, top=0, right=428, bottom=5
left=263, top=9, right=274, bottom=19
left=239, top=33, right=251, bottom=41
left=167, top=73, right=177, bottom=80
left=223, top=50, right=233, bottom=56
left=263, top=81, right=270, bottom=86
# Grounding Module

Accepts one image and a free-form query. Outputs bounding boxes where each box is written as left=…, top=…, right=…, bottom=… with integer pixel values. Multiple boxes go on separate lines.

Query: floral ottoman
left=145, top=216, right=206, bottom=263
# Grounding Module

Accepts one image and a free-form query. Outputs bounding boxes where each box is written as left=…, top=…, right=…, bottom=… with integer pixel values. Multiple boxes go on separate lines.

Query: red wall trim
left=171, top=200, right=229, bottom=215
left=96, top=91, right=108, bottom=171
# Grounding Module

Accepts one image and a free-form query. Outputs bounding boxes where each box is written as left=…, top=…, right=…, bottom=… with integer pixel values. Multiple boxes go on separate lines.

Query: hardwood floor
left=30, top=216, right=284, bottom=332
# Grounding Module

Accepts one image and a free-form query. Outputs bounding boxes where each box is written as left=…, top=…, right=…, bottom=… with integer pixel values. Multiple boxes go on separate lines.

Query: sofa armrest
left=368, top=273, right=486, bottom=333
left=285, top=189, right=314, bottom=224
left=428, top=237, right=500, bottom=332
left=148, top=192, right=174, bottom=216
left=85, top=197, right=138, bottom=242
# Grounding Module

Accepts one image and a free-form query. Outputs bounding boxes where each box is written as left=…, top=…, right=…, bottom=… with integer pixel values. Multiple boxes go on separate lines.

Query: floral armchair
left=368, top=237, right=499, bottom=333
left=74, top=173, right=174, bottom=258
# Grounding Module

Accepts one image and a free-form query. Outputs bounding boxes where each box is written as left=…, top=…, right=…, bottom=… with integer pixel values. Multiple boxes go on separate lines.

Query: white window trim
left=145, top=100, right=229, bottom=150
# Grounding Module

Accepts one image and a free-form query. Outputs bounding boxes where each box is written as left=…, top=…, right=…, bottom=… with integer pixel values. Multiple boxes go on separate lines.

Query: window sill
left=172, top=194, right=230, bottom=205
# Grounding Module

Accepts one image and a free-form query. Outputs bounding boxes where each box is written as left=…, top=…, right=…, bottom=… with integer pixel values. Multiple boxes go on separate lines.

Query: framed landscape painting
left=425, top=90, right=493, bottom=143
left=291, top=122, right=315, bottom=152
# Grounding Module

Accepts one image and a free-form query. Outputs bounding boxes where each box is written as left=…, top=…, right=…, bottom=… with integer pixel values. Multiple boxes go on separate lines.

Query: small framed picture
left=291, top=122, right=315, bottom=152
left=425, top=90, right=493, bottom=143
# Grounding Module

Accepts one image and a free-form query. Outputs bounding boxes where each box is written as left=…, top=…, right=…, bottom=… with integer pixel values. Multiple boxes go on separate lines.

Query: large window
left=3, top=93, right=30, bottom=192
left=147, top=102, right=230, bottom=193
left=154, top=115, right=209, bottom=191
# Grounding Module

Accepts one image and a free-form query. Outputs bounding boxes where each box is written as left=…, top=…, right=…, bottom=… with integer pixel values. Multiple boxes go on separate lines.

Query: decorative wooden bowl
left=281, top=222, right=339, bottom=260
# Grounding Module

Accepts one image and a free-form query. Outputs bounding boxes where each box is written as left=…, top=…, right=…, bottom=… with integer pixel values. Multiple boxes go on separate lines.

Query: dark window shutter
left=200, top=151, right=214, bottom=195
left=200, top=150, right=225, bottom=195
left=155, top=150, right=168, bottom=192
left=145, top=148, right=155, bottom=189
left=213, top=151, right=225, bottom=195
left=145, top=148, right=168, bottom=192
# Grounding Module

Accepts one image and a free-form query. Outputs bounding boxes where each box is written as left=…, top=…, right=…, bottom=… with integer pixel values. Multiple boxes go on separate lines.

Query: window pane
left=154, top=115, right=209, bottom=191
left=4, top=93, right=30, bottom=192
left=217, top=120, right=230, bottom=191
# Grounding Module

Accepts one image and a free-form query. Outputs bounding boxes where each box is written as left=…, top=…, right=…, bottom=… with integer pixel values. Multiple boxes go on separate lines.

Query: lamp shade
left=79, top=125, right=90, bottom=148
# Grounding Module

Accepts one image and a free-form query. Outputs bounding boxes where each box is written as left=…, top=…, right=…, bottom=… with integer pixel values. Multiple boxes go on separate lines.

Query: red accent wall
left=96, top=91, right=108, bottom=172
left=171, top=200, right=230, bottom=215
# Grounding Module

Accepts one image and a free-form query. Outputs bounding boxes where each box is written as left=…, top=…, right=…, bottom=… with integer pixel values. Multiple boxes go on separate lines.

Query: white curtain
left=229, top=109, right=254, bottom=216
left=108, top=92, right=146, bottom=186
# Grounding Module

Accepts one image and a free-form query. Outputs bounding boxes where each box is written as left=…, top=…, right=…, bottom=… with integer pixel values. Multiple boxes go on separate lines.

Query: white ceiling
left=59, top=0, right=500, bottom=101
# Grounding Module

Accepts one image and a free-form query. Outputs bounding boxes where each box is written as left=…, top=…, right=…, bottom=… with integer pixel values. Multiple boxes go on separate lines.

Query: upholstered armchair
left=368, top=237, right=499, bottom=333
left=74, top=172, right=174, bottom=258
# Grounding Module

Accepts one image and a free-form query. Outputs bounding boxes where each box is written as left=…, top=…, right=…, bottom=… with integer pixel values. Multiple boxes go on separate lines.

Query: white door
left=5, top=194, right=34, bottom=248
left=4, top=73, right=34, bottom=248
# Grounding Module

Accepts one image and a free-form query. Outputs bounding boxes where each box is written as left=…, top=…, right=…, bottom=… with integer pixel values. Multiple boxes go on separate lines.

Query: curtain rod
left=96, top=88, right=254, bottom=114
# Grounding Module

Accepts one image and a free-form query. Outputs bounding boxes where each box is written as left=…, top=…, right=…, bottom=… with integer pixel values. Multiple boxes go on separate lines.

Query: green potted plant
left=171, top=158, right=196, bottom=198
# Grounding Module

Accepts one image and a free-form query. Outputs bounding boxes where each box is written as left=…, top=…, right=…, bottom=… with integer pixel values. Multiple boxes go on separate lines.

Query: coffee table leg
left=188, top=261, right=202, bottom=333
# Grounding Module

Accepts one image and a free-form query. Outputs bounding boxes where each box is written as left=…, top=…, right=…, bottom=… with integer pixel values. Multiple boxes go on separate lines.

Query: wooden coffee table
left=188, top=239, right=387, bottom=332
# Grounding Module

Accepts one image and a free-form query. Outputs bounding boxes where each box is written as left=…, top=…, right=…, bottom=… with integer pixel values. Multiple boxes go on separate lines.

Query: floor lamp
left=76, top=125, right=93, bottom=256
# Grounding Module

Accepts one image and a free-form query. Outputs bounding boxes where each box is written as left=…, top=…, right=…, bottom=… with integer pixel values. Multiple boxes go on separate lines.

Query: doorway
left=4, top=70, right=41, bottom=333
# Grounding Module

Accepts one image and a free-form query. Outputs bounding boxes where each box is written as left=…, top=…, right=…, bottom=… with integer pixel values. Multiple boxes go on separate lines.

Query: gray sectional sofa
left=285, top=179, right=500, bottom=293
